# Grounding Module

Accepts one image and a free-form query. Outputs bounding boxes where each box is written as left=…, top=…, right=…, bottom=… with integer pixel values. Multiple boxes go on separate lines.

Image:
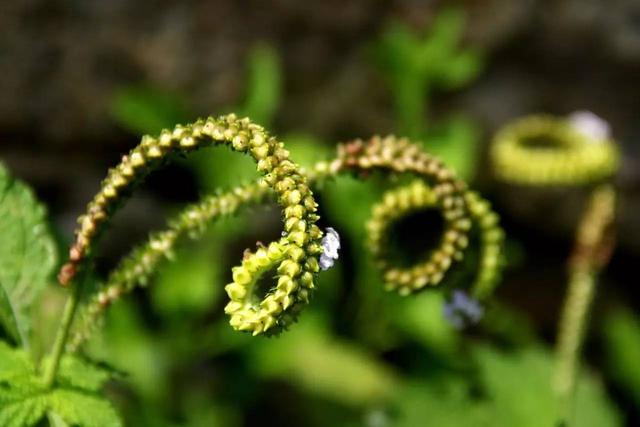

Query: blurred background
left=2, top=1, right=640, bottom=426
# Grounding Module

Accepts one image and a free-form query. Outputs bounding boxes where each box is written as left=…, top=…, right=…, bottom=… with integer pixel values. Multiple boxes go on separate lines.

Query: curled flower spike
left=443, top=289, right=484, bottom=329
left=490, top=114, right=619, bottom=185
left=336, top=135, right=476, bottom=293
left=319, top=227, right=341, bottom=271
left=367, top=180, right=470, bottom=296
left=366, top=181, right=503, bottom=300
left=61, top=114, right=323, bottom=337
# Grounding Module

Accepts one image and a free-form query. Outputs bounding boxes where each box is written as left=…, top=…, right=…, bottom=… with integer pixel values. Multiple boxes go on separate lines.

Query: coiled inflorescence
left=60, top=114, right=324, bottom=337
left=491, top=114, right=619, bottom=185
left=367, top=181, right=470, bottom=295
left=347, top=137, right=503, bottom=300
left=365, top=182, right=503, bottom=302
left=69, top=132, right=505, bottom=350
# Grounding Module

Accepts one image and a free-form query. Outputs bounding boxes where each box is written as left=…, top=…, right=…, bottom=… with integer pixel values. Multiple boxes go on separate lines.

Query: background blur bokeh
left=2, top=1, right=640, bottom=426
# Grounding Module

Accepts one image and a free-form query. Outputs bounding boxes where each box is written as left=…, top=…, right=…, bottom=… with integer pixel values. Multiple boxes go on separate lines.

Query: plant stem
left=553, top=185, right=615, bottom=424
left=554, top=268, right=596, bottom=423
left=42, top=278, right=83, bottom=388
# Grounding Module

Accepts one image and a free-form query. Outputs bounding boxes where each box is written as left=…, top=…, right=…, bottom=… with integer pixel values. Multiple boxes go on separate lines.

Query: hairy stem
left=554, top=185, right=616, bottom=424
left=42, top=277, right=83, bottom=388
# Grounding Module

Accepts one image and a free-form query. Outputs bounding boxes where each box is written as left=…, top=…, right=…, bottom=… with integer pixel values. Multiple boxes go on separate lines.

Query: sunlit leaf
left=0, top=341, right=122, bottom=427
left=0, top=164, right=57, bottom=348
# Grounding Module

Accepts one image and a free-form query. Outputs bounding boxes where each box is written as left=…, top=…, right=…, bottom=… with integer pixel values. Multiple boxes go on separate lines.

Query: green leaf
left=0, top=164, right=57, bottom=348
left=474, top=345, right=621, bottom=427
left=601, top=307, right=640, bottom=405
left=0, top=343, right=122, bottom=427
left=48, top=390, right=121, bottom=427
left=391, top=345, right=620, bottom=427
left=55, top=355, right=116, bottom=392
left=0, top=341, right=34, bottom=382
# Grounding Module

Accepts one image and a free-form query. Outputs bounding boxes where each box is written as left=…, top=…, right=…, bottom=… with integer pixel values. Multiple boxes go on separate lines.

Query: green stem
left=554, top=268, right=596, bottom=424
left=42, top=280, right=83, bottom=388
left=553, top=185, right=615, bottom=425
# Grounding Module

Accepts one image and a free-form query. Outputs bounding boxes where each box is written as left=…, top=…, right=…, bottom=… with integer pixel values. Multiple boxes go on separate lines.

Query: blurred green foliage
left=394, top=345, right=620, bottom=427
left=602, top=307, right=640, bottom=407
left=375, top=9, right=482, bottom=180
left=28, top=11, right=626, bottom=426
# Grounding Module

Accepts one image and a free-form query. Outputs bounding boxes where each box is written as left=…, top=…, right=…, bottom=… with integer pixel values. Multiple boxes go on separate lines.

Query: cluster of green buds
left=491, top=113, right=619, bottom=186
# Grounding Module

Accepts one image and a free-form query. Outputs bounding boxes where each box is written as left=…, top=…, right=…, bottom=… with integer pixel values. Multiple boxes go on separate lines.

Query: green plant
left=374, top=9, right=483, bottom=180
left=0, top=113, right=504, bottom=426
left=490, top=112, right=620, bottom=426
left=375, top=9, right=481, bottom=141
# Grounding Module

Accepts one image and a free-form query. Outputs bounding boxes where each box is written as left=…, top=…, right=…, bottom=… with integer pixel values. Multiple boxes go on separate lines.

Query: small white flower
left=319, top=227, right=340, bottom=271
left=568, top=111, right=611, bottom=142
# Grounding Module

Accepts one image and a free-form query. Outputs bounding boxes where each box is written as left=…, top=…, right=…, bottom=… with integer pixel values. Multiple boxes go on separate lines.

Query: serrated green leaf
left=0, top=344, right=122, bottom=427
left=0, top=341, right=34, bottom=381
left=56, top=355, right=116, bottom=392
left=0, top=164, right=57, bottom=348
left=48, top=389, right=122, bottom=427
left=0, top=374, right=48, bottom=427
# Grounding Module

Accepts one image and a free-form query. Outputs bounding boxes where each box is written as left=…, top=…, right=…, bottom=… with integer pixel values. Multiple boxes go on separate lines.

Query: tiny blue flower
left=319, top=227, right=340, bottom=271
left=443, top=290, right=484, bottom=329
